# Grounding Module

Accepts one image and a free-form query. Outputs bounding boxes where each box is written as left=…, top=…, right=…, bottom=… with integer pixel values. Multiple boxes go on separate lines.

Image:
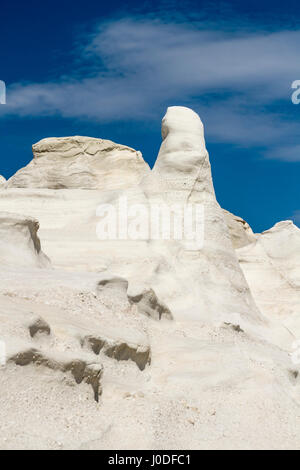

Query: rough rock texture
left=7, top=136, right=150, bottom=190
left=0, top=107, right=299, bottom=450
left=81, top=326, right=151, bottom=371
left=9, top=347, right=103, bottom=402
left=0, top=175, right=6, bottom=187
left=28, top=316, right=51, bottom=338
left=97, top=276, right=172, bottom=321
left=0, top=212, right=51, bottom=268
left=128, top=288, right=173, bottom=321
left=237, top=220, right=300, bottom=331
left=139, top=107, right=261, bottom=325
left=223, top=212, right=300, bottom=336
left=223, top=209, right=257, bottom=249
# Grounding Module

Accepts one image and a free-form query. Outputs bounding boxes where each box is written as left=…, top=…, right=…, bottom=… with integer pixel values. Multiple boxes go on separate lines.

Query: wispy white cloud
left=0, top=81, right=5, bottom=105
left=1, top=17, right=300, bottom=161
left=265, top=145, right=300, bottom=162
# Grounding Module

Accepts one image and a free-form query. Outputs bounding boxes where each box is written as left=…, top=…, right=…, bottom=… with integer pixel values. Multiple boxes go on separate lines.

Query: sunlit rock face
left=7, top=136, right=150, bottom=190
left=143, top=106, right=214, bottom=203
left=0, top=107, right=299, bottom=450
left=0, top=175, right=6, bottom=188
left=140, top=106, right=261, bottom=325
left=0, top=212, right=51, bottom=268
left=223, top=209, right=257, bottom=249
left=237, top=220, right=300, bottom=331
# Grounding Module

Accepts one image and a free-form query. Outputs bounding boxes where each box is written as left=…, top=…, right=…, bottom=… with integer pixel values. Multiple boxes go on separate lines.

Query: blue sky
left=0, top=0, right=299, bottom=232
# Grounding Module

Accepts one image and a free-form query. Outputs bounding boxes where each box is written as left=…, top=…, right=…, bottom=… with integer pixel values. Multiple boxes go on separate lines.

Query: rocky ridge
left=0, top=107, right=299, bottom=450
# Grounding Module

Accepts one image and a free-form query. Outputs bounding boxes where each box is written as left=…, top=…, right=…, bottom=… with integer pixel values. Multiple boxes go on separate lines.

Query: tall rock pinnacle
left=141, top=106, right=262, bottom=325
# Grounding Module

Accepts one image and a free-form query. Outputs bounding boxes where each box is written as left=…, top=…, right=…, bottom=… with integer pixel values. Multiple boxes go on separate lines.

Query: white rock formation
left=81, top=326, right=151, bottom=371
left=0, top=212, right=51, bottom=268
left=0, top=109, right=261, bottom=328
left=223, top=209, right=257, bottom=248
left=0, top=107, right=299, bottom=450
left=237, top=220, right=300, bottom=334
left=0, top=175, right=6, bottom=187
left=7, top=136, right=150, bottom=190
left=139, top=107, right=261, bottom=325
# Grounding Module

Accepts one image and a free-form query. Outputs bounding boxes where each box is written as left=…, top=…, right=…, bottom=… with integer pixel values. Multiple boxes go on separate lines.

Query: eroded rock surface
left=223, top=209, right=257, bottom=249
left=81, top=325, right=151, bottom=371
left=7, top=136, right=150, bottom=190
left=0, top=212, right=51, bottom=268
left=237, top=221, right=300, bottom=332
left=139, top=106, right=261, bottom=325
left=28, top=316, right=51, bottom=338
left=9, top=347, right=103, bottom=402
left=0, top=106, right=299, bottom=450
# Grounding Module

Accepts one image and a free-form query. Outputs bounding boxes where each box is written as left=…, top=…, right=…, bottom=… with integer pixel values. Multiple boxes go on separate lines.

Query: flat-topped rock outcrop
left=7, top=136, right=150, bottom=190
